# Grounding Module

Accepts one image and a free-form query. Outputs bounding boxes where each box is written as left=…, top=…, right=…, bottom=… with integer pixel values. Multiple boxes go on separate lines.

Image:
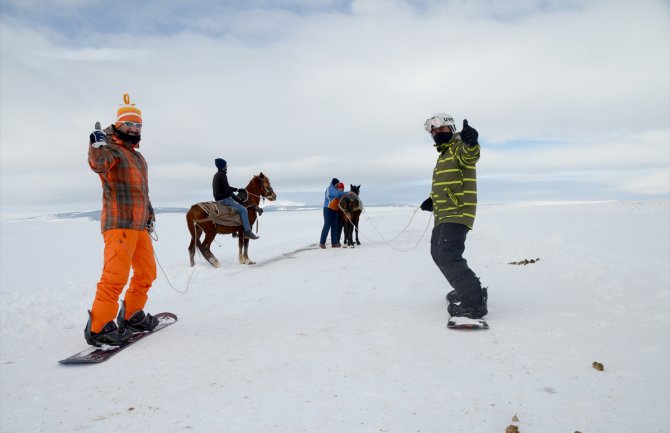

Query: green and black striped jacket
left=431, top=135, right=480, bottom=229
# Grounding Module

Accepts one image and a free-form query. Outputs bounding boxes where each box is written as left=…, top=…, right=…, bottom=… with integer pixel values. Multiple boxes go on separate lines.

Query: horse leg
left=188, top=221, right=199, bottom=267
left=237, top=231, right=255, bottom=264
left=195, top=228, right=206, bottom=256
left=342, top=214, right=351, bottom=247
left=343, top=222, right=348, bottom=247
left=243, top=238, right=255, bottom=265
left=201, top=229, right=220, bottom=267
left=354, top=213, right=361, bottom=245
left=344, top=220, right=352, bottom=247
left=338, top=214, right=345, bottom=247
left=237, top=232, right=245, bottom=263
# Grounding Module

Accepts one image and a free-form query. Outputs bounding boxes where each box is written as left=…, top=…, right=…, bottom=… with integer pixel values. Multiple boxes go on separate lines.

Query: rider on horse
left=212, top=158, right=259, bottom=240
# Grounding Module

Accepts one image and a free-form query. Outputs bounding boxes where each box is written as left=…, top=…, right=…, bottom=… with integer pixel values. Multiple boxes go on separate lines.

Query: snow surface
left=1, top=201, right=669, bottom=433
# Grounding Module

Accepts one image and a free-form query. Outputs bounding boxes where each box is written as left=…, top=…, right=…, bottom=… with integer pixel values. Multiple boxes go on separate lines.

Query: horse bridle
left=244, top=175, right=275, bottom=204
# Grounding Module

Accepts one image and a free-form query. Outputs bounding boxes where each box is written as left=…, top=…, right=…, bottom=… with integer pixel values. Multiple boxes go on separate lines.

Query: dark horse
left=186, top=173, right=277, bottom=267
left=338, top=184, right=362, bottom=248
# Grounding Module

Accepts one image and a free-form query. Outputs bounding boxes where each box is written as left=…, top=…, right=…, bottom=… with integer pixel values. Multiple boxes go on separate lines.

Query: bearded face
left=114, top=123, right=142, bottom=146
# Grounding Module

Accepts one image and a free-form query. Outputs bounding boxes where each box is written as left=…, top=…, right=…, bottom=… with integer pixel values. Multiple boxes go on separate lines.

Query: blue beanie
left=215, top=158, right=227, bottom=169
left=331, top=178, right=339, bottom=186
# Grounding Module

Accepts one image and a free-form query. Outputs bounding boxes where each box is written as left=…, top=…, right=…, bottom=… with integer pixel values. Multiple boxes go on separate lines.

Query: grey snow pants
left=430, top=222, right=483, bottom=307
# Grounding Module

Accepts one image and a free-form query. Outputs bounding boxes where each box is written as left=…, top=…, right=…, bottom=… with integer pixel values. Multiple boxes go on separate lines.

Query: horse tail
left=186, top=206, right=199, bottom=243
left=186, top=207, right=193, bottom=233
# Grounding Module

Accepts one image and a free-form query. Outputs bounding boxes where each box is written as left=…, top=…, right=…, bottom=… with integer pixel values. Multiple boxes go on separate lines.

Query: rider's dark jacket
left=213, top=169, right=238, bottom=201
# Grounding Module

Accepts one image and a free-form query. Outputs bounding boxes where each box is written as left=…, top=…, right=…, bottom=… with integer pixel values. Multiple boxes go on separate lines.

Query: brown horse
left=186, top=173, right=277, bottom=267
left=338, top=184, right=362, bottom=248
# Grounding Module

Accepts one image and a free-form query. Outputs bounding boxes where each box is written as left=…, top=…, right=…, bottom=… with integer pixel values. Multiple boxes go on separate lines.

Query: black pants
left=430, top=222, right=482, bottom=307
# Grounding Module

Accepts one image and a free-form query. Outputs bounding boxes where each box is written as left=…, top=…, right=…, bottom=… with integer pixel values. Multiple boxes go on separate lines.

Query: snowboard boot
left=125, top=310, right=159, bottom=333
left=84, top=311, right=132, bottom=347
left=117, top=301, right=159, bottom=333
left=446, top=290, right=460, bottom=305
left=447, top=288, right=488, bottom=319
left=244, top=230, right=259, bottom=240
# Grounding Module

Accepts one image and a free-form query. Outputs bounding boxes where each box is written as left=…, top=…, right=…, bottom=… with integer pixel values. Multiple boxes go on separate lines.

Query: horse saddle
left=196, top=201, right=243, bottom=227
left=340, top=192, right=363, bottom=212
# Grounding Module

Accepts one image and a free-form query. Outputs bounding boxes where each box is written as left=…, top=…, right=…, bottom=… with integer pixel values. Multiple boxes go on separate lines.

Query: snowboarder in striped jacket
left=421, top=113, right=488, bottom=320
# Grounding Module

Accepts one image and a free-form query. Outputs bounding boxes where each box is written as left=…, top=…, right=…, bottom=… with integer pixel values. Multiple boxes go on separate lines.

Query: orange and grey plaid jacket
left=88, top=126, right=154, bottom=233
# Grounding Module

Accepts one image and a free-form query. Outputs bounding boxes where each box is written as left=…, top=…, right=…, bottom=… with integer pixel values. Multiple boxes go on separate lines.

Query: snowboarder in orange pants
left=85, top=94, right=160, bottom=347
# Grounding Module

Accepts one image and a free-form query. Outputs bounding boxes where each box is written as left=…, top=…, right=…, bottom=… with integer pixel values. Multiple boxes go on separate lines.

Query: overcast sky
left=1, top=0, right=668, bottom=213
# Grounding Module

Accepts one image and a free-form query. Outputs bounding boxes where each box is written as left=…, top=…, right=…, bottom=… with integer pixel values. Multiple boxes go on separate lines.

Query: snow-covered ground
left=1, top=201, right=669, bottom=433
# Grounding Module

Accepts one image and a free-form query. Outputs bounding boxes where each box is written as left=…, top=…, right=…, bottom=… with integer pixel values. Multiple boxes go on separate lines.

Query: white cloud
left=480, top=130, right=670, bottom=174
left=610, top=168, right=670, bottom=195
left=1, top=0, right=669, bottom=211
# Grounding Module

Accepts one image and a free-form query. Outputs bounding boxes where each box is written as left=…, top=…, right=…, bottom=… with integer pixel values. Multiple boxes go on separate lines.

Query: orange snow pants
left=90, top=229, right=157, bottom=333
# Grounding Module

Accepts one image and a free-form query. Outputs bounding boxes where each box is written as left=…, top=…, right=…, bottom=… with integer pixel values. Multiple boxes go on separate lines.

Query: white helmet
left=424, top=113, right=456, bottom=133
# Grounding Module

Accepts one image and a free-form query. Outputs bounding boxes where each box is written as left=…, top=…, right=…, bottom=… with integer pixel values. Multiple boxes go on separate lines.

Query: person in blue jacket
left=319, top=178, right=346, bottom=248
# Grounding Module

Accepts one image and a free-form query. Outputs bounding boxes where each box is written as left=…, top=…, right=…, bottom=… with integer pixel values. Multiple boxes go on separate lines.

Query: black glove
left=420, top=197, right=433, bottom=212
left=256, top=206, right=264, bottom=216
left=460, top=119, right=479, bottom=147
left=89, top=121, right=107, bottom=148
left=147, top=219, right=155, bottom=233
